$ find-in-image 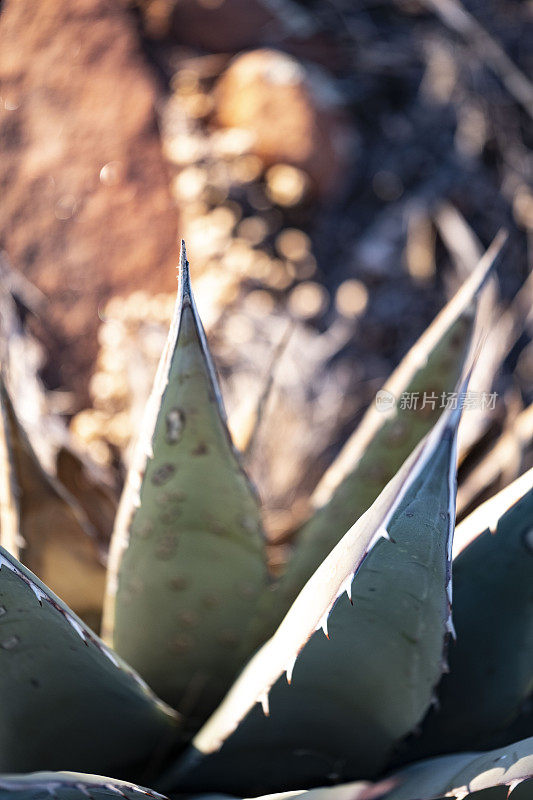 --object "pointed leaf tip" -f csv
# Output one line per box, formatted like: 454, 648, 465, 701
103, 246, 268, 725
258, 236, 498, 651
180, 377, 467, 793
178, 240, 191, 300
